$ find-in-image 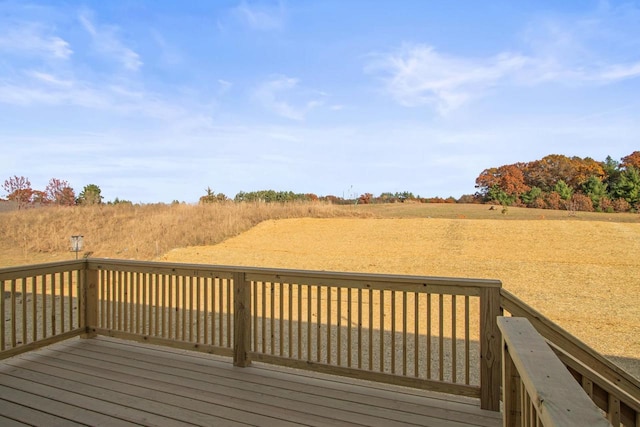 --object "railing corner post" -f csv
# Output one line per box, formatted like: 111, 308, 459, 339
233, 271, 251, 367
480, 286, 502, 411
82, 265, 99, 339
